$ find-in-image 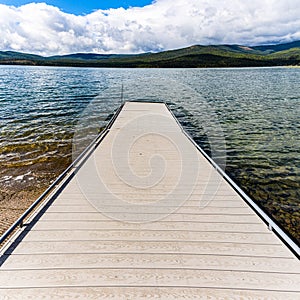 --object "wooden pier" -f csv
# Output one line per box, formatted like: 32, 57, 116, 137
0, 101, 299, 299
